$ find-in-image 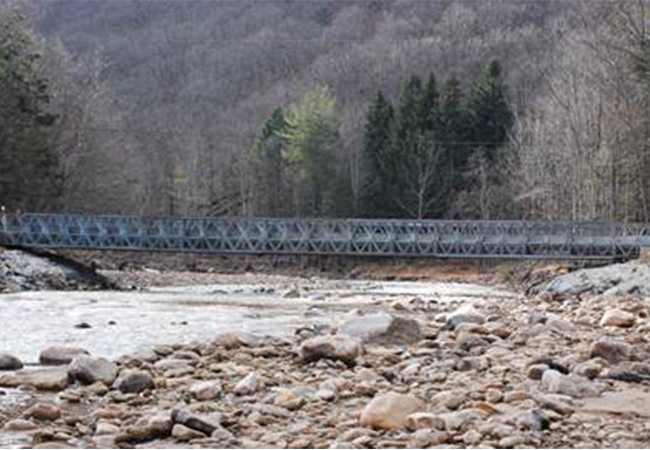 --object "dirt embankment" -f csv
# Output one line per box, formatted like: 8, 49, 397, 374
0, 247, 118, 293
